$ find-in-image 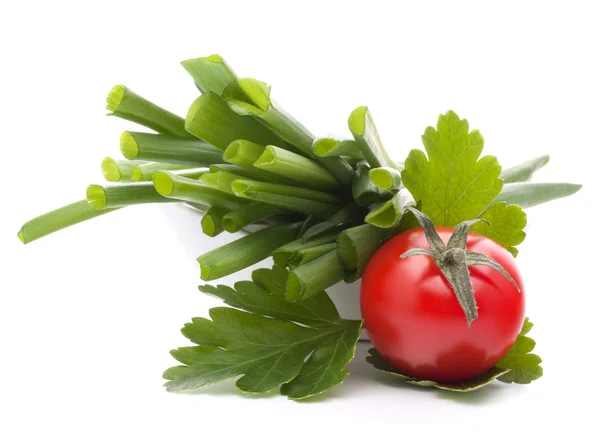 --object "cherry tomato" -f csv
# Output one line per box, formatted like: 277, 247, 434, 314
361, 227, 525, 382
